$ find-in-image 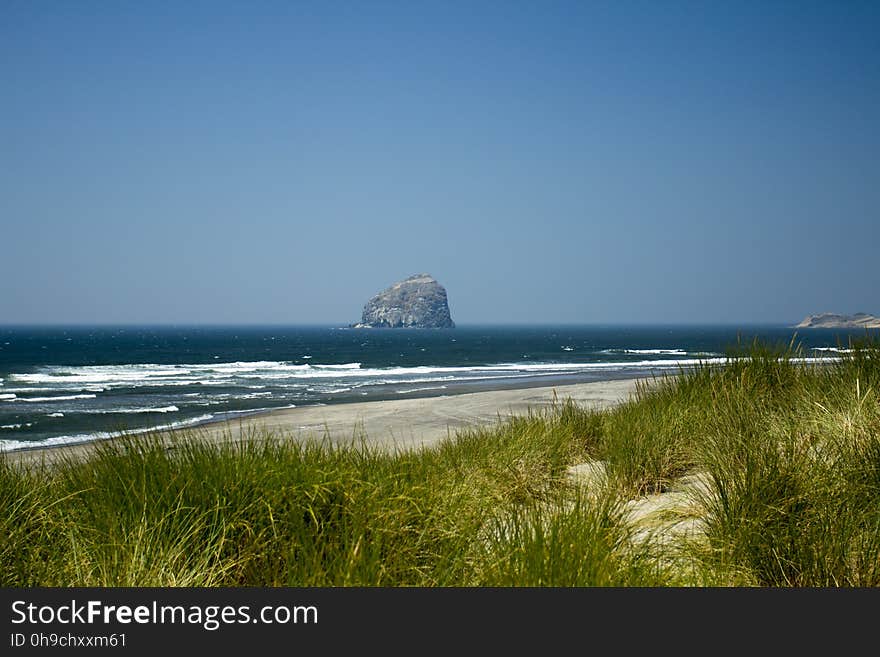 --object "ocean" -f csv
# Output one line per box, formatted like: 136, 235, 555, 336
0, 324, 866, 452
